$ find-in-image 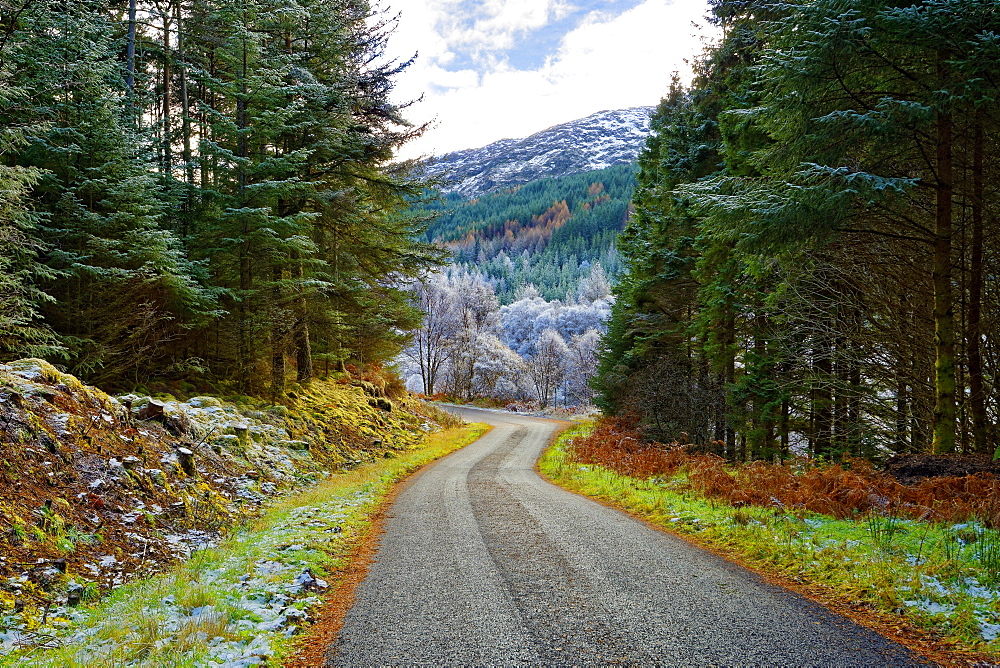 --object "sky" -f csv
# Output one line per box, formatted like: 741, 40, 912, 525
383, 0, 719, 160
